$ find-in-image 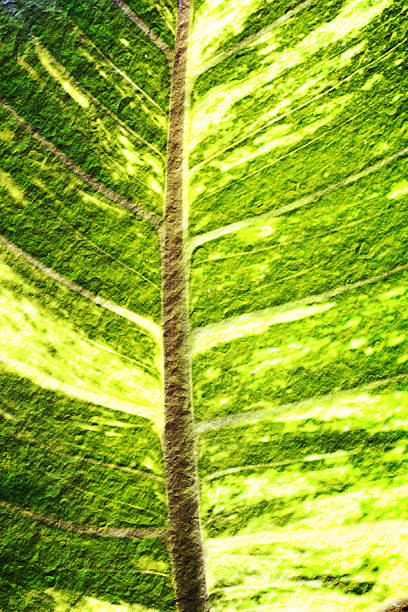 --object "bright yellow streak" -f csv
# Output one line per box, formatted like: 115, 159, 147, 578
388, 179, 408, 199
0, 169, 26, 203
0, 127, 14, 142
189, 0, 390, 164
205, 518, 408, 609
193, 303, 334, 353
119, 135, 164, 180
207, 519, 408, 556
188, 0, 263, 77
0, 355, 160, 424
0, 262, 163, 429
34, 40, 90, 108
207, 96, 351, 177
